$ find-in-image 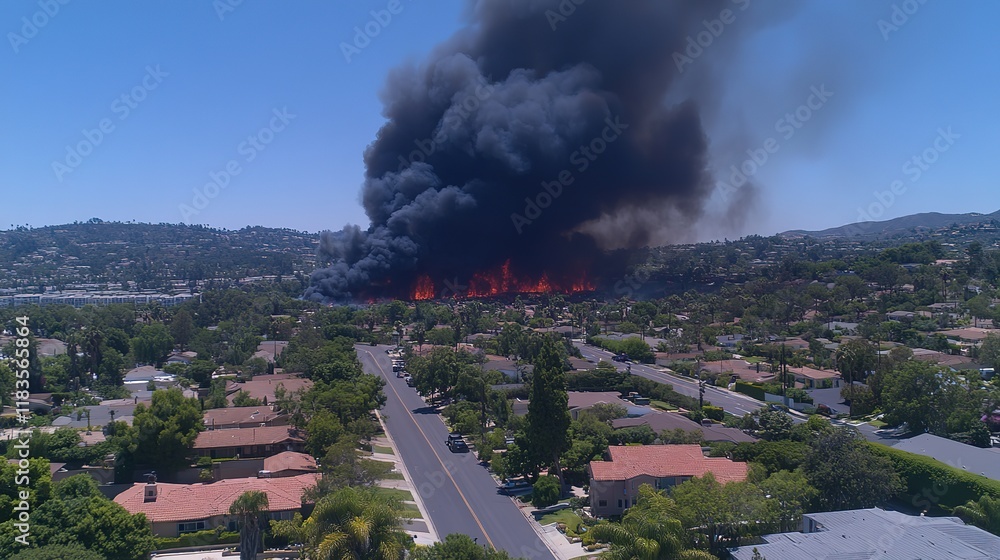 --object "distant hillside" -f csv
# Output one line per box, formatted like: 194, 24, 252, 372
0, 220, 318, 291
782, 210, 1000, 239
